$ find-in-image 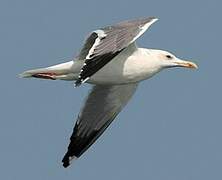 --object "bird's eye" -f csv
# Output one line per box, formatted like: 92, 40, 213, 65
166, 55, 173, 59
